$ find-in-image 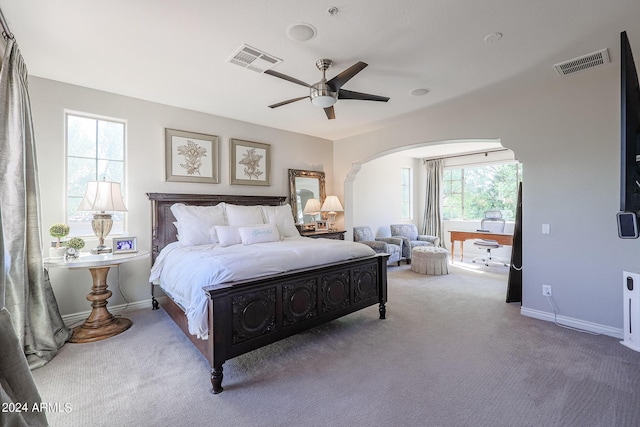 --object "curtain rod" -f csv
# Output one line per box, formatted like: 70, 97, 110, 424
0, 6, 14, 40
422, 148, 510, 162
